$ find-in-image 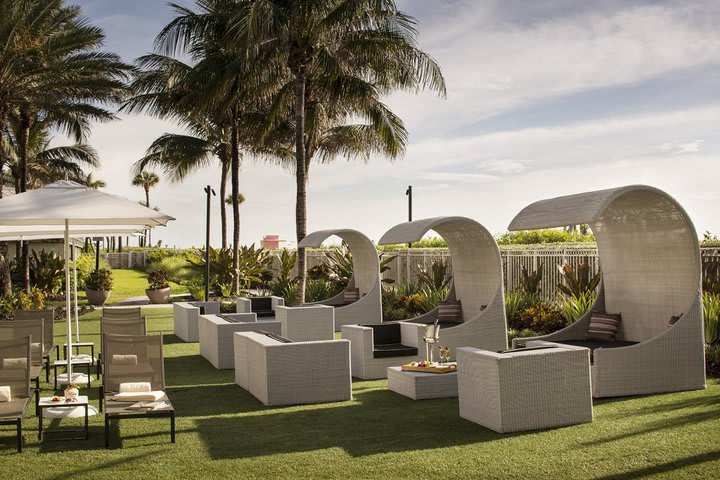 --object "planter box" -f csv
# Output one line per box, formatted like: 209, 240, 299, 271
146, 287, 171, 304
86, 289, 111, 306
